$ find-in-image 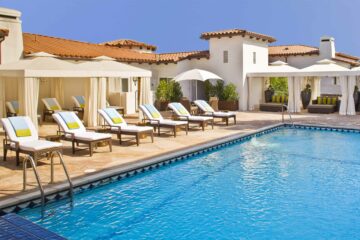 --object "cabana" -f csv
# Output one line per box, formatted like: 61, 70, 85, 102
247, 59, 357, 115
247, 61, 300, 112
76, 56, 152, 126
0, 53, 152, 128
300, 59, 351, 115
